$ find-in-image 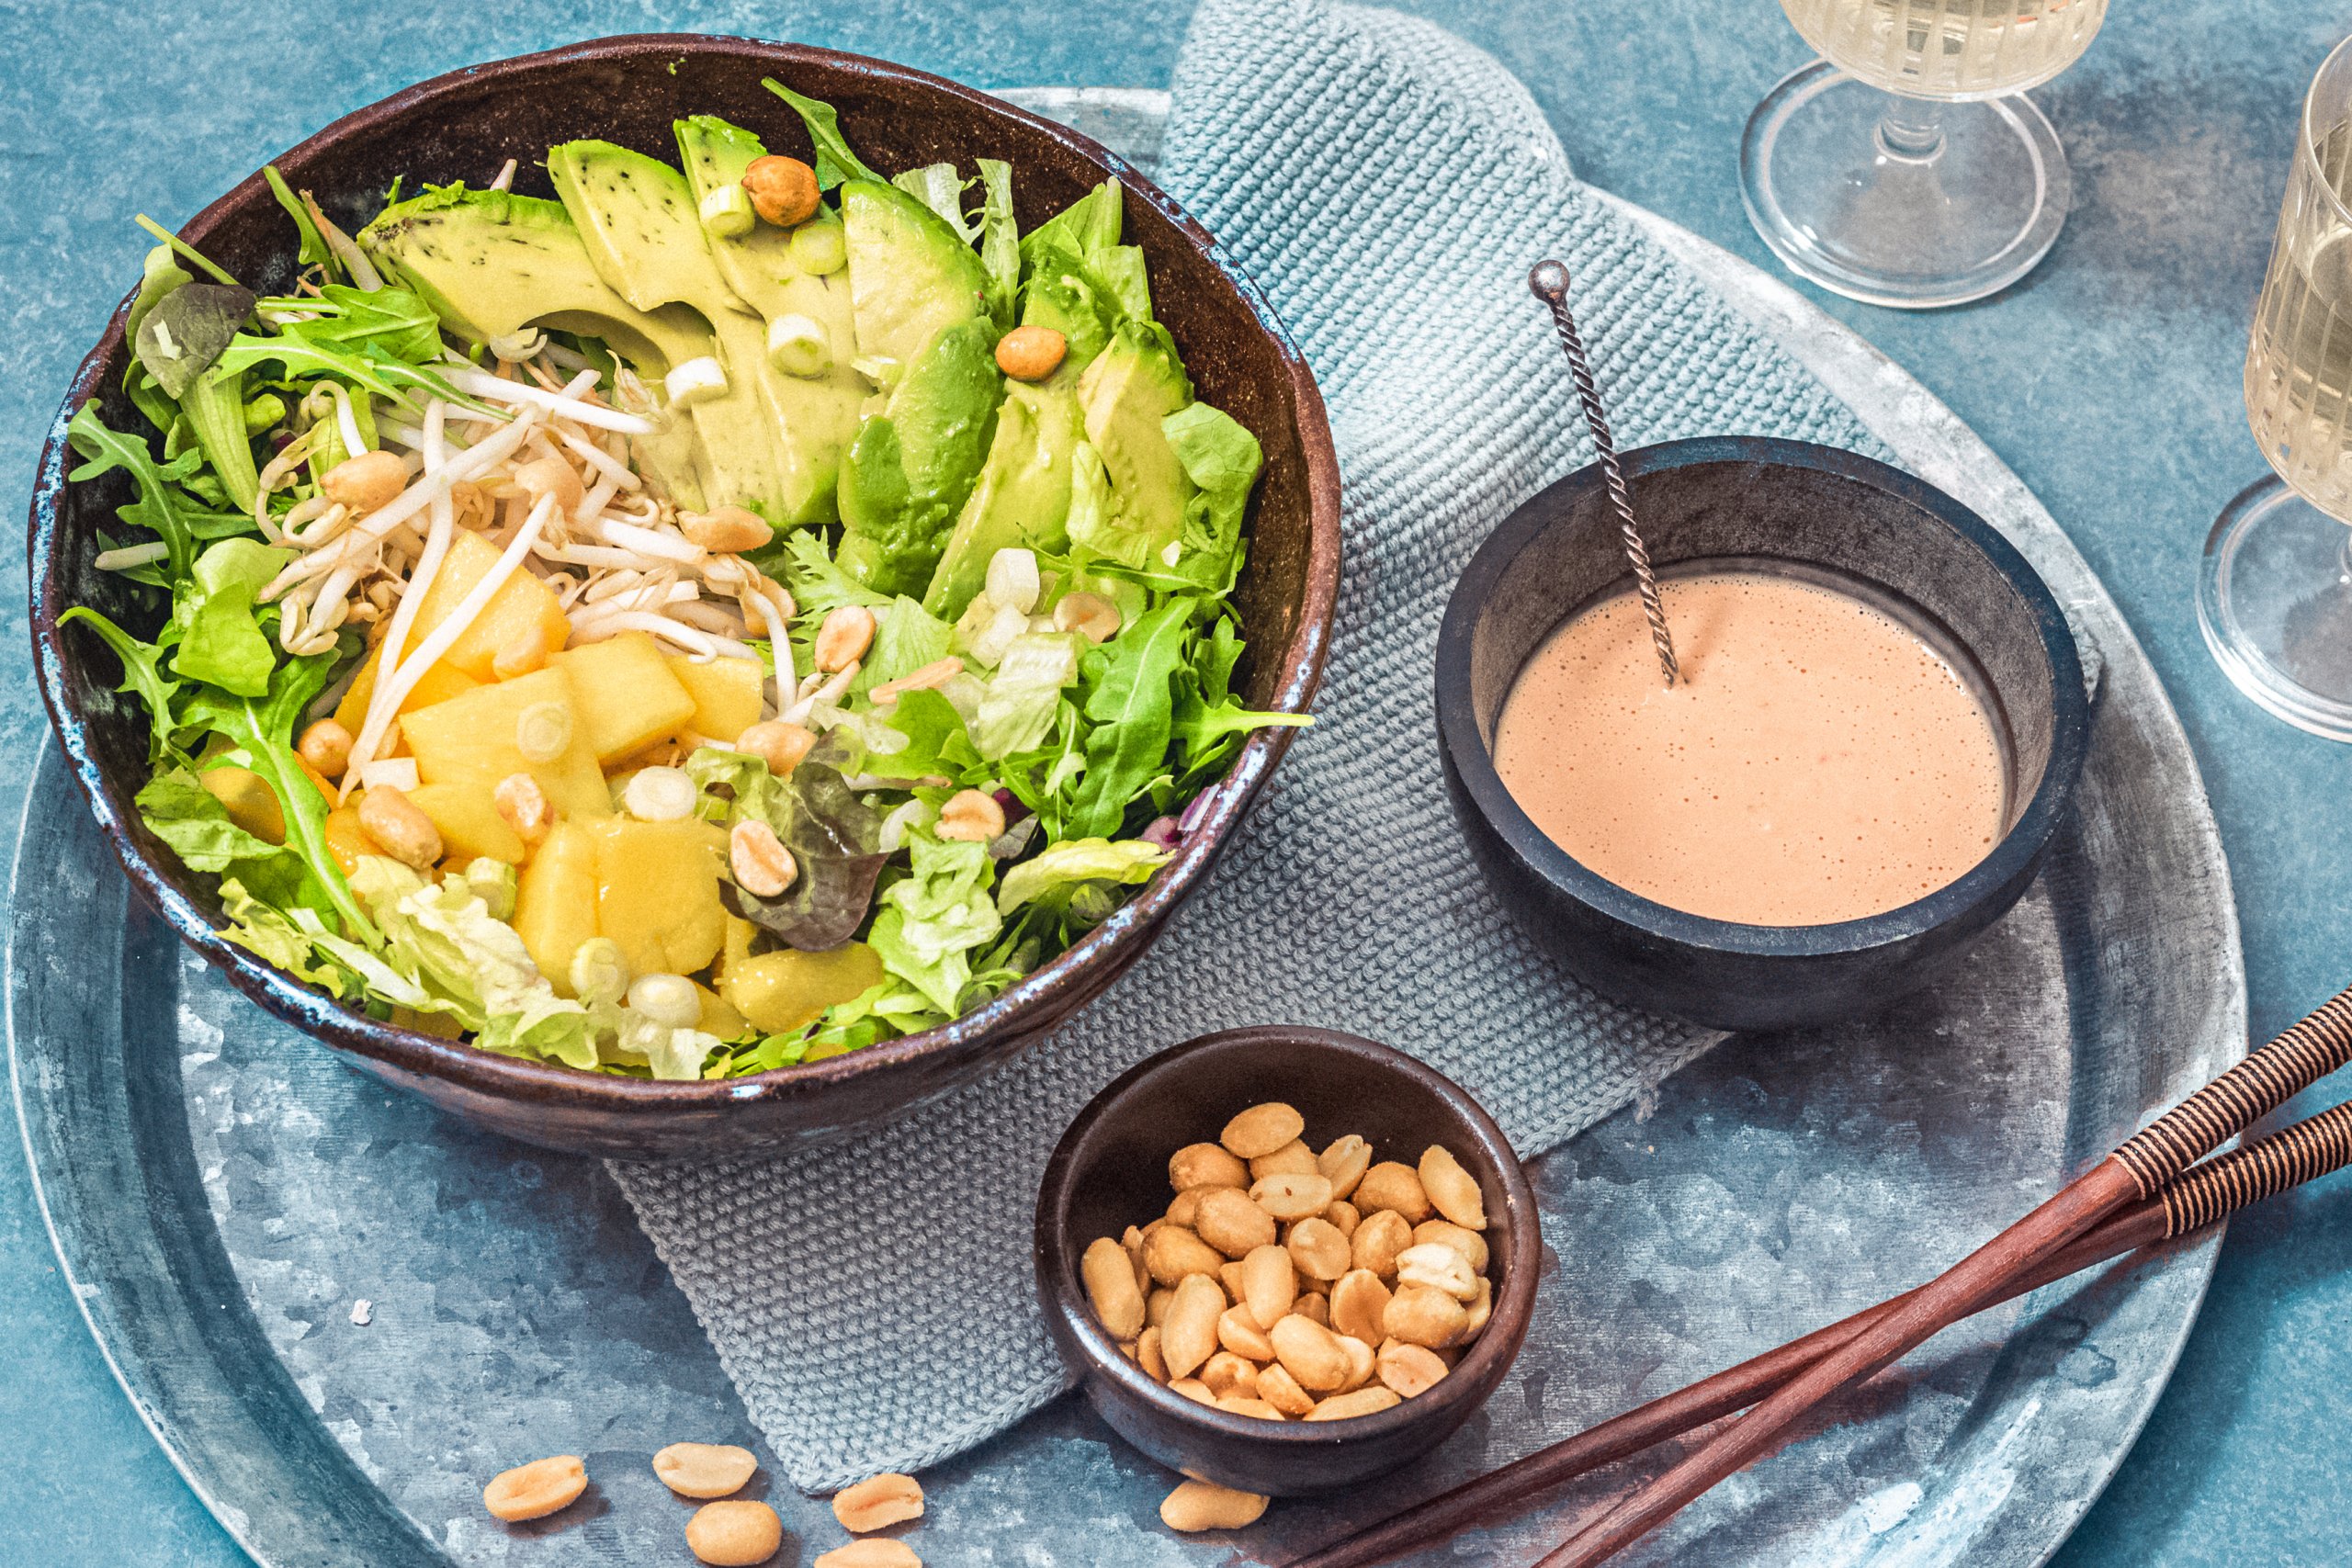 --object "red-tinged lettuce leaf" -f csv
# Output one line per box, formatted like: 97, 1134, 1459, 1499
718, 758, 890, 951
